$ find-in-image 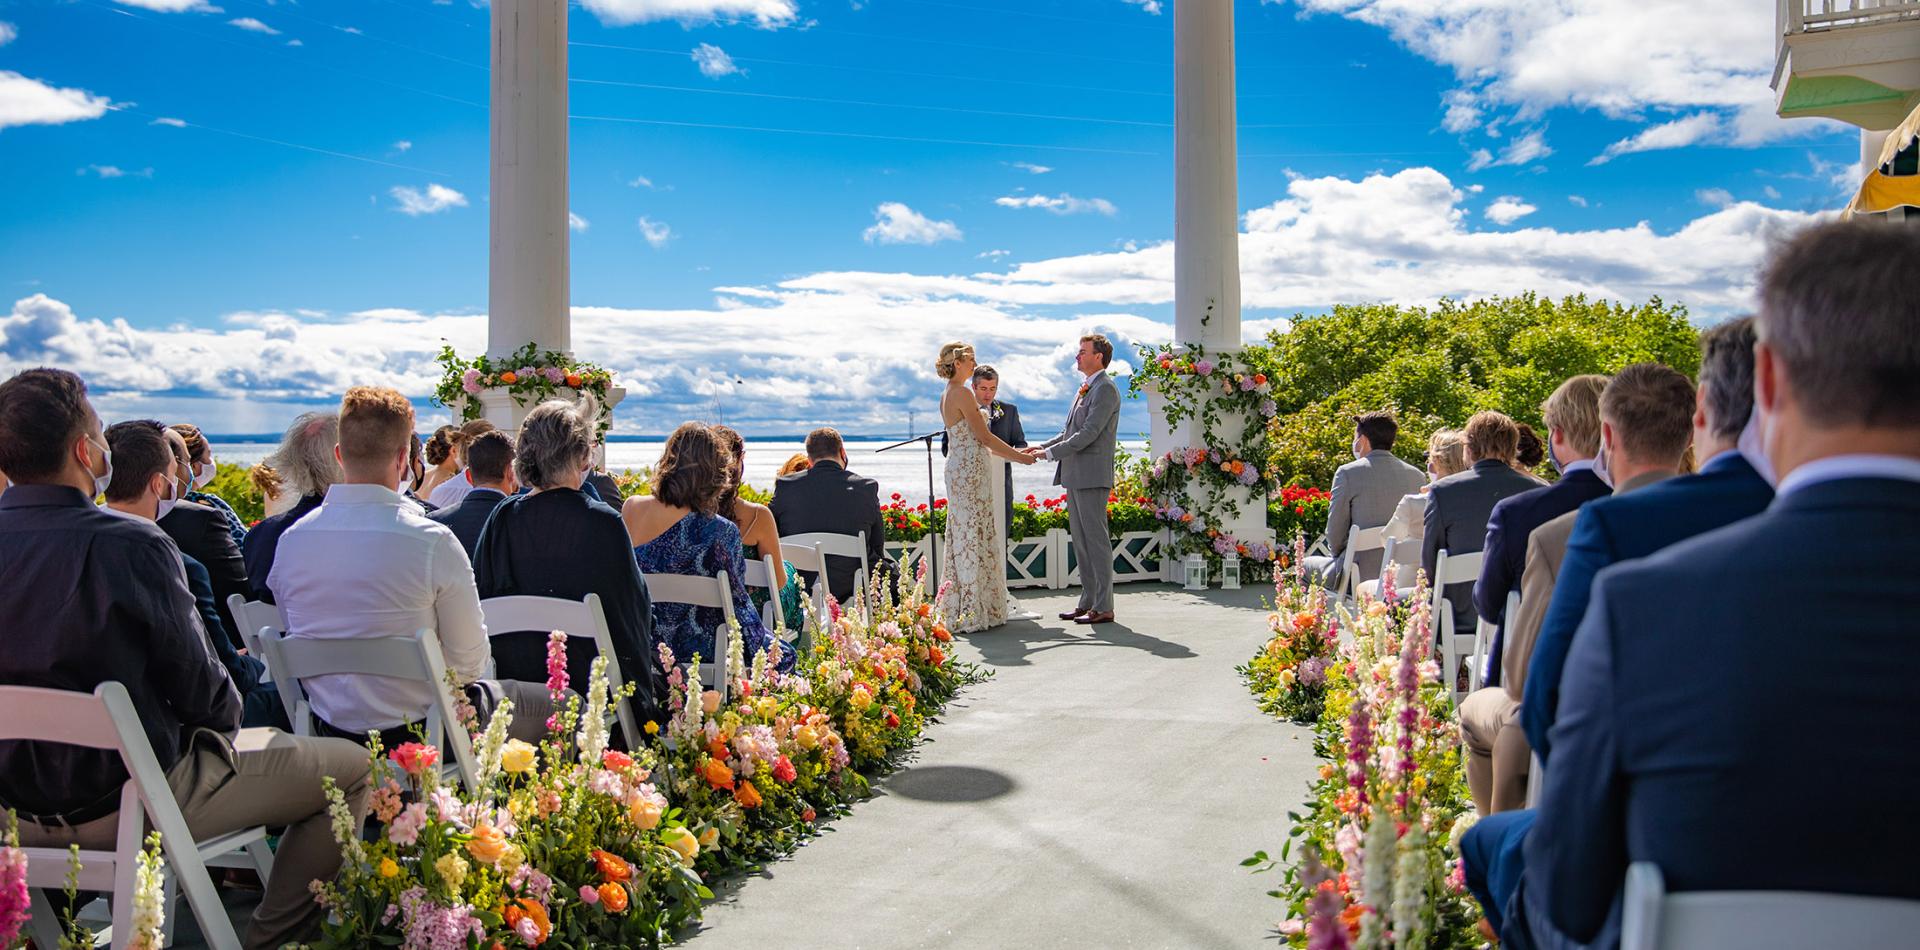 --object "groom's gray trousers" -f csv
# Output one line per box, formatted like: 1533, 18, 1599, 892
1068, 486, 1115, 613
